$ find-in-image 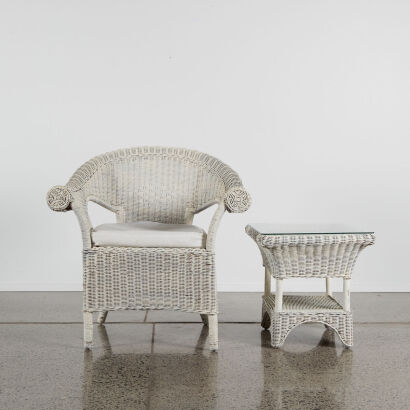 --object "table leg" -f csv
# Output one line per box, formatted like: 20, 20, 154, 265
262, 267, 272, 329
326, 278, 332, 296
275, 279, 283, 312
343, 278, 351, 311
269, 279, 284, 347
264, 267, 271, 296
